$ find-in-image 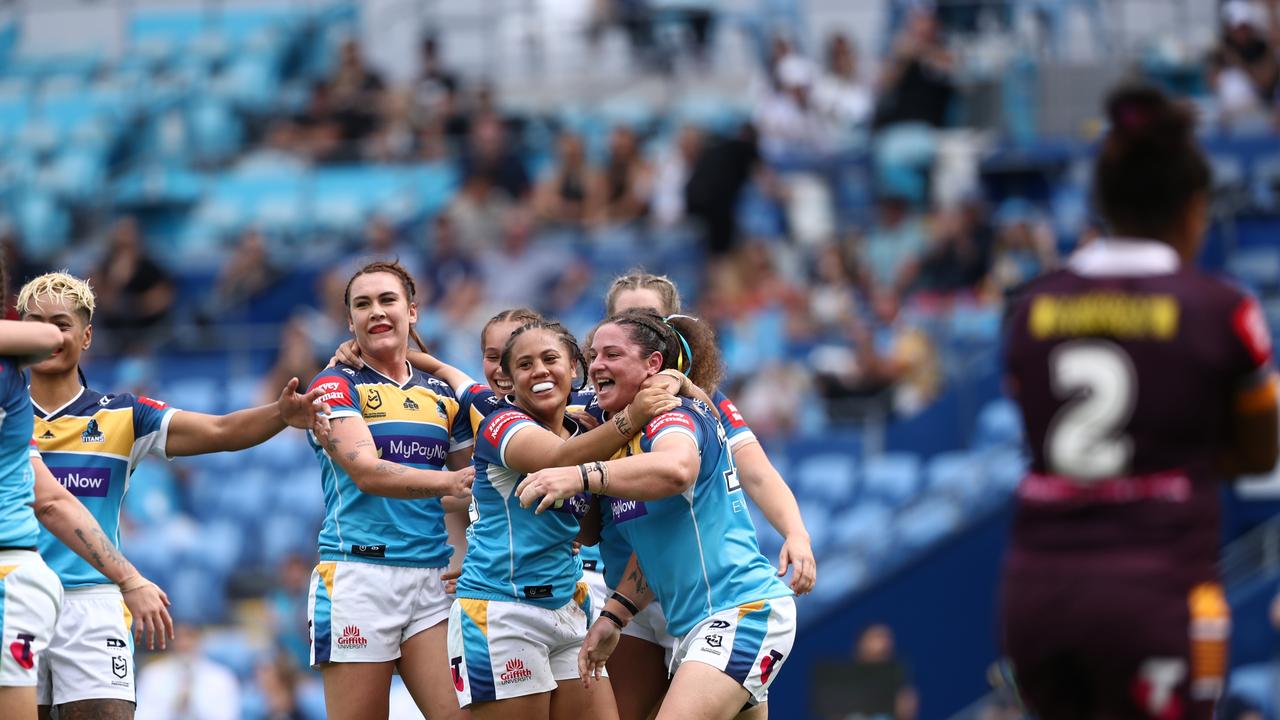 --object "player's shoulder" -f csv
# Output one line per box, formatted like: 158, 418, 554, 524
75, 387, 135, 413
477, 403, 534, 446
410, 368, 457, 399
643, 398, 711, 439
